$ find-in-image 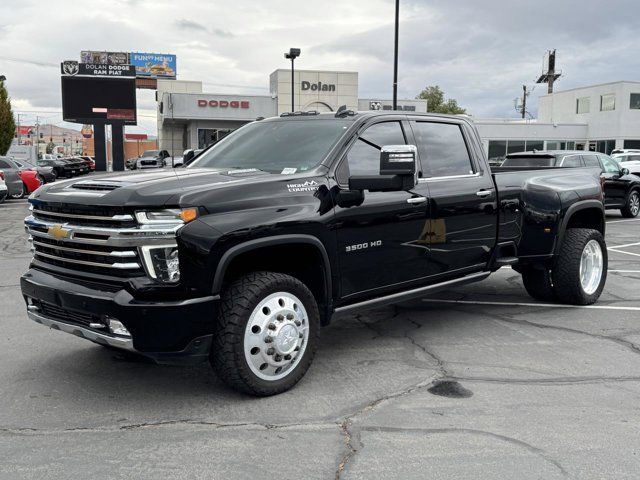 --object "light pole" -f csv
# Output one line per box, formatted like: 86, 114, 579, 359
392, 0, 399, 110
284, 48, 301, 112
